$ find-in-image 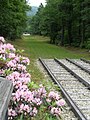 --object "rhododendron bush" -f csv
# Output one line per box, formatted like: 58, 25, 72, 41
0, 37, 65, 120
